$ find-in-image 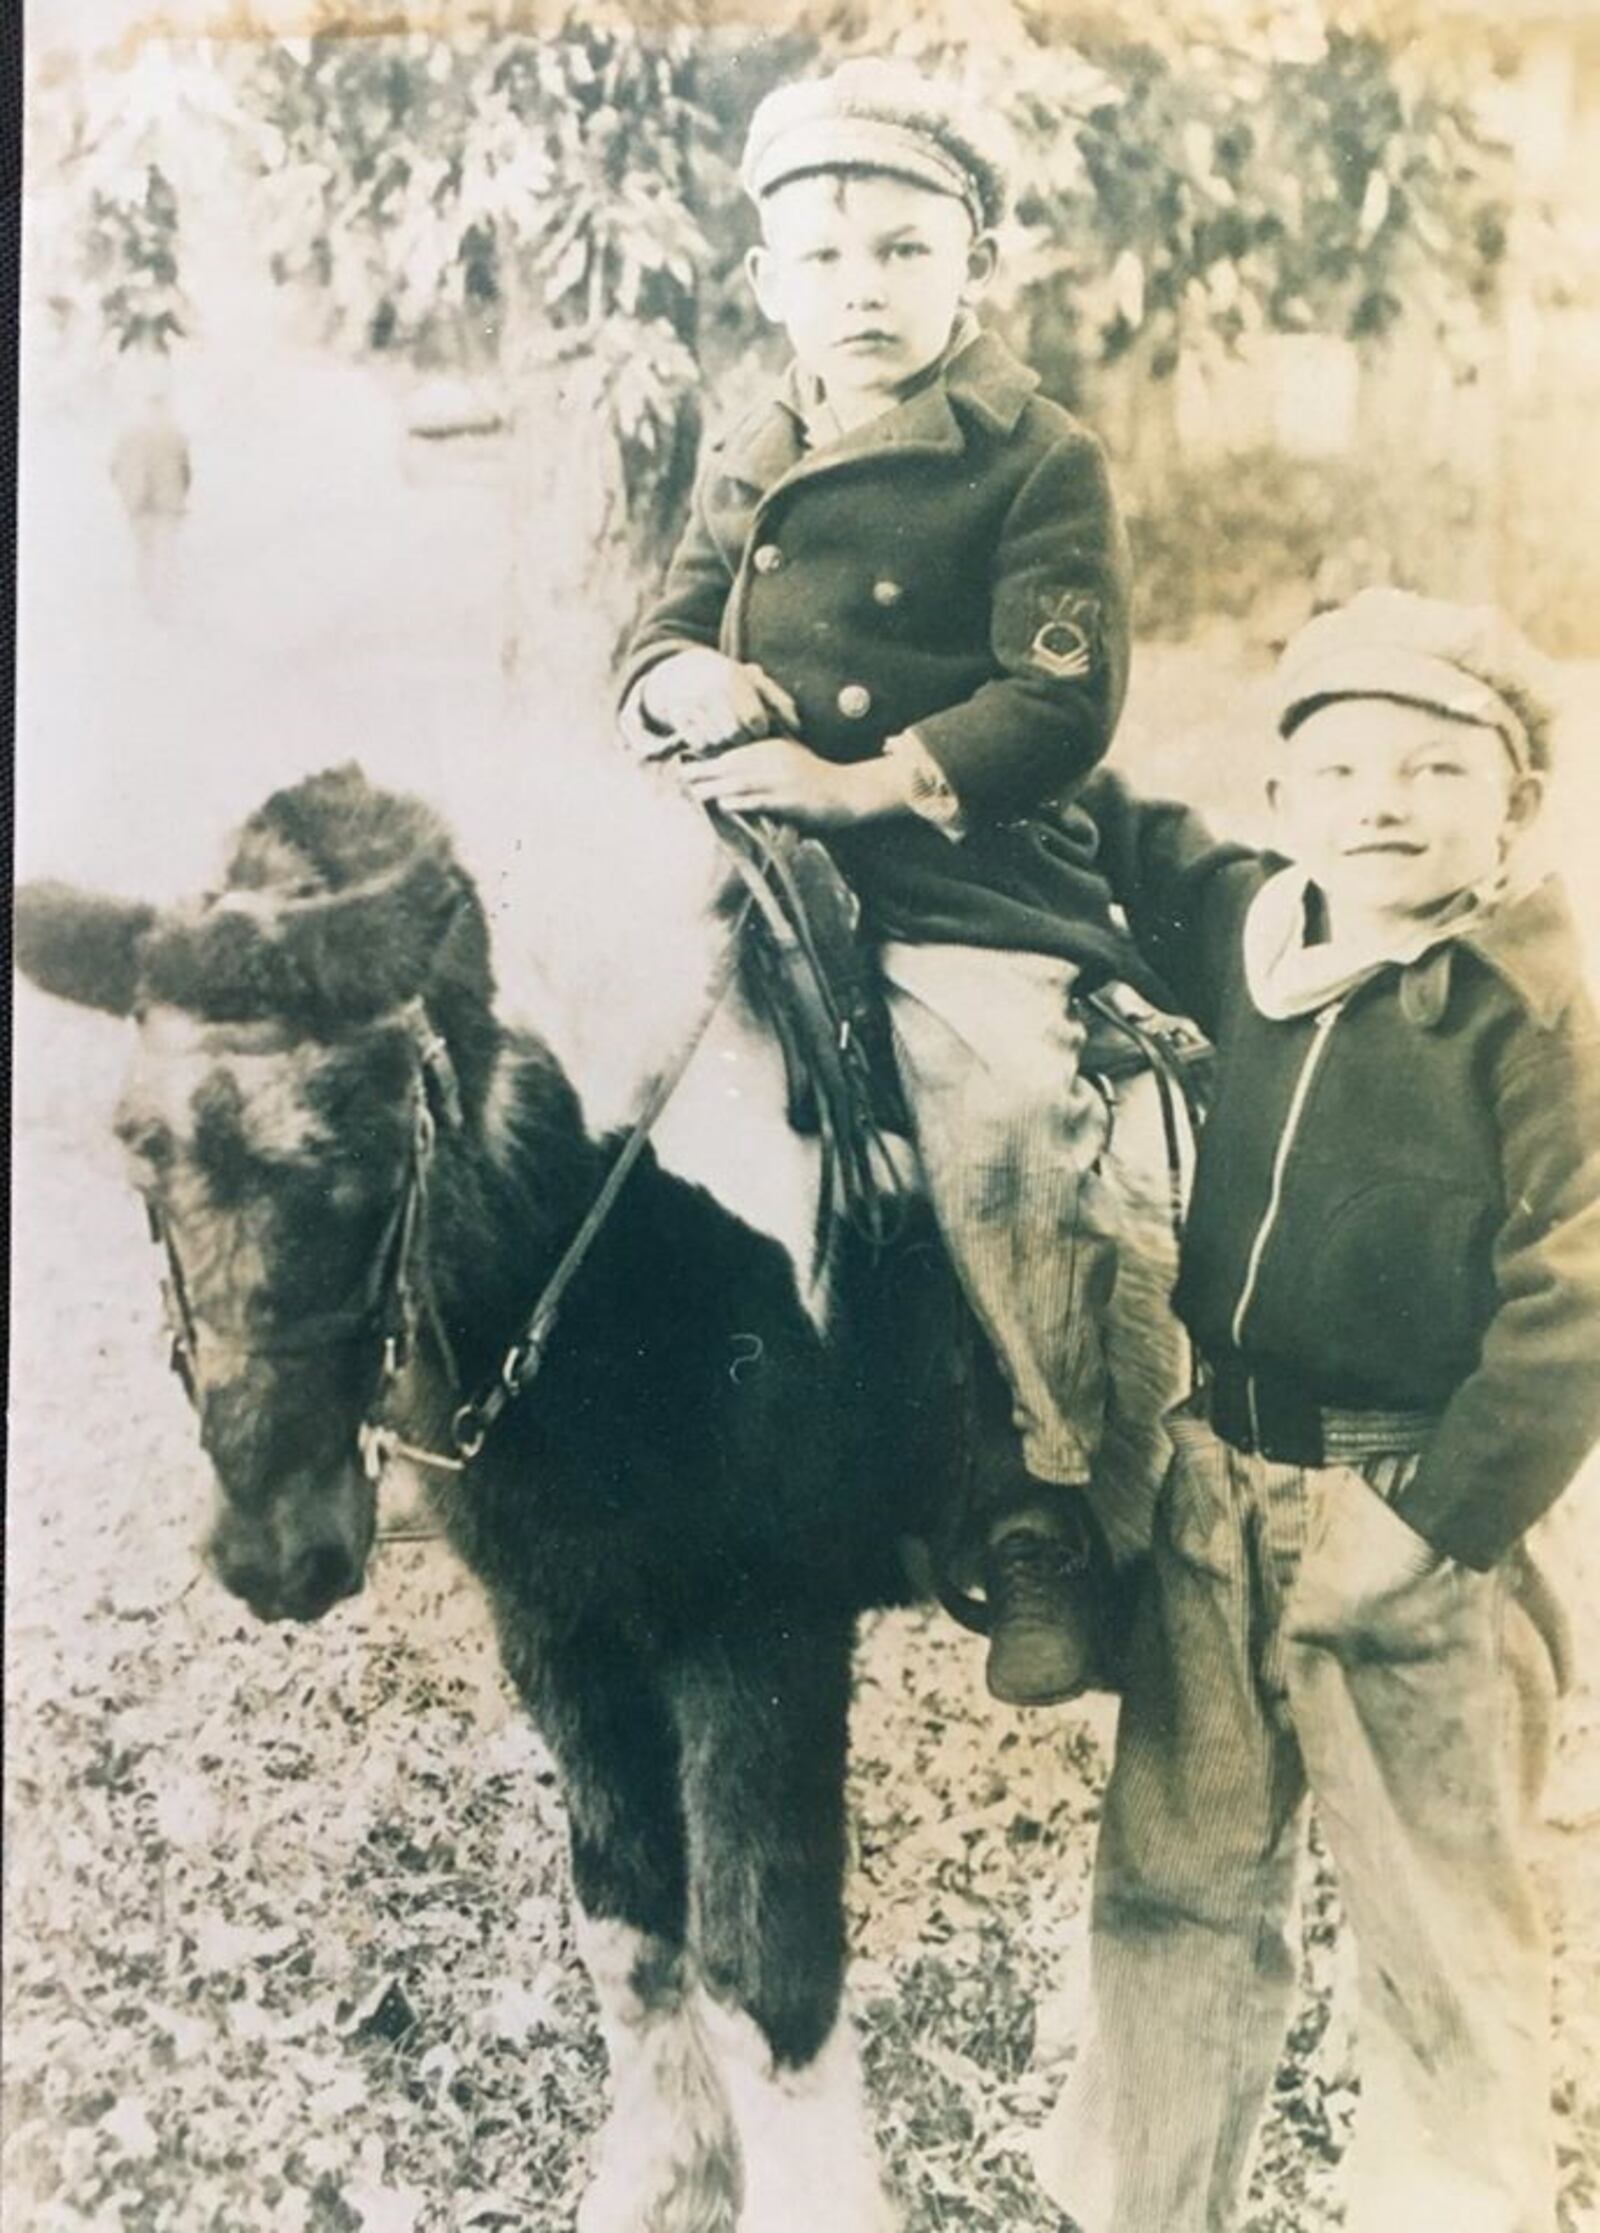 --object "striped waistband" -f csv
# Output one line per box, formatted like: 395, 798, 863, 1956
1199, 1359, 1439, 1468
